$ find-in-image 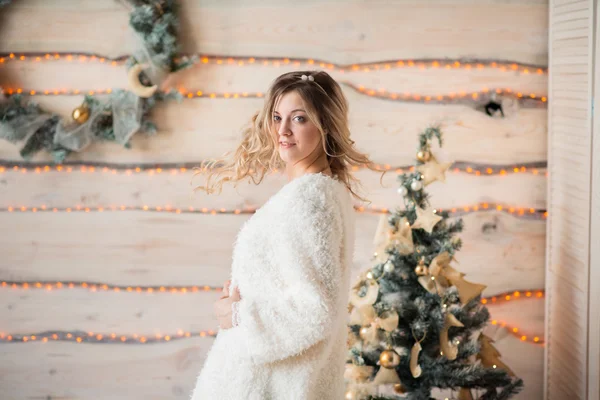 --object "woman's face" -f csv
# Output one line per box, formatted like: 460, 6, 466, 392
272, 90, 323, 166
